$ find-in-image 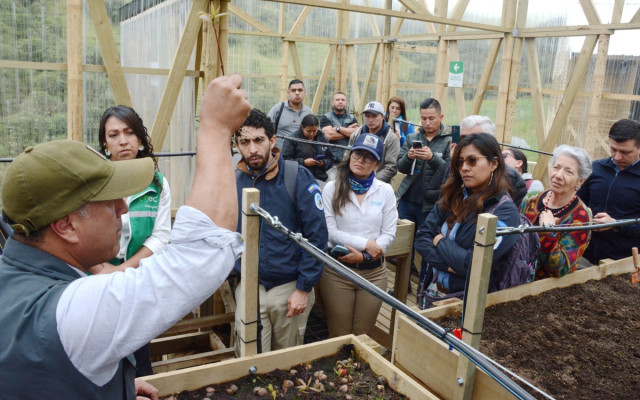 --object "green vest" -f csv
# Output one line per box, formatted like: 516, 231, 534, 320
111, 172, 164, 265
